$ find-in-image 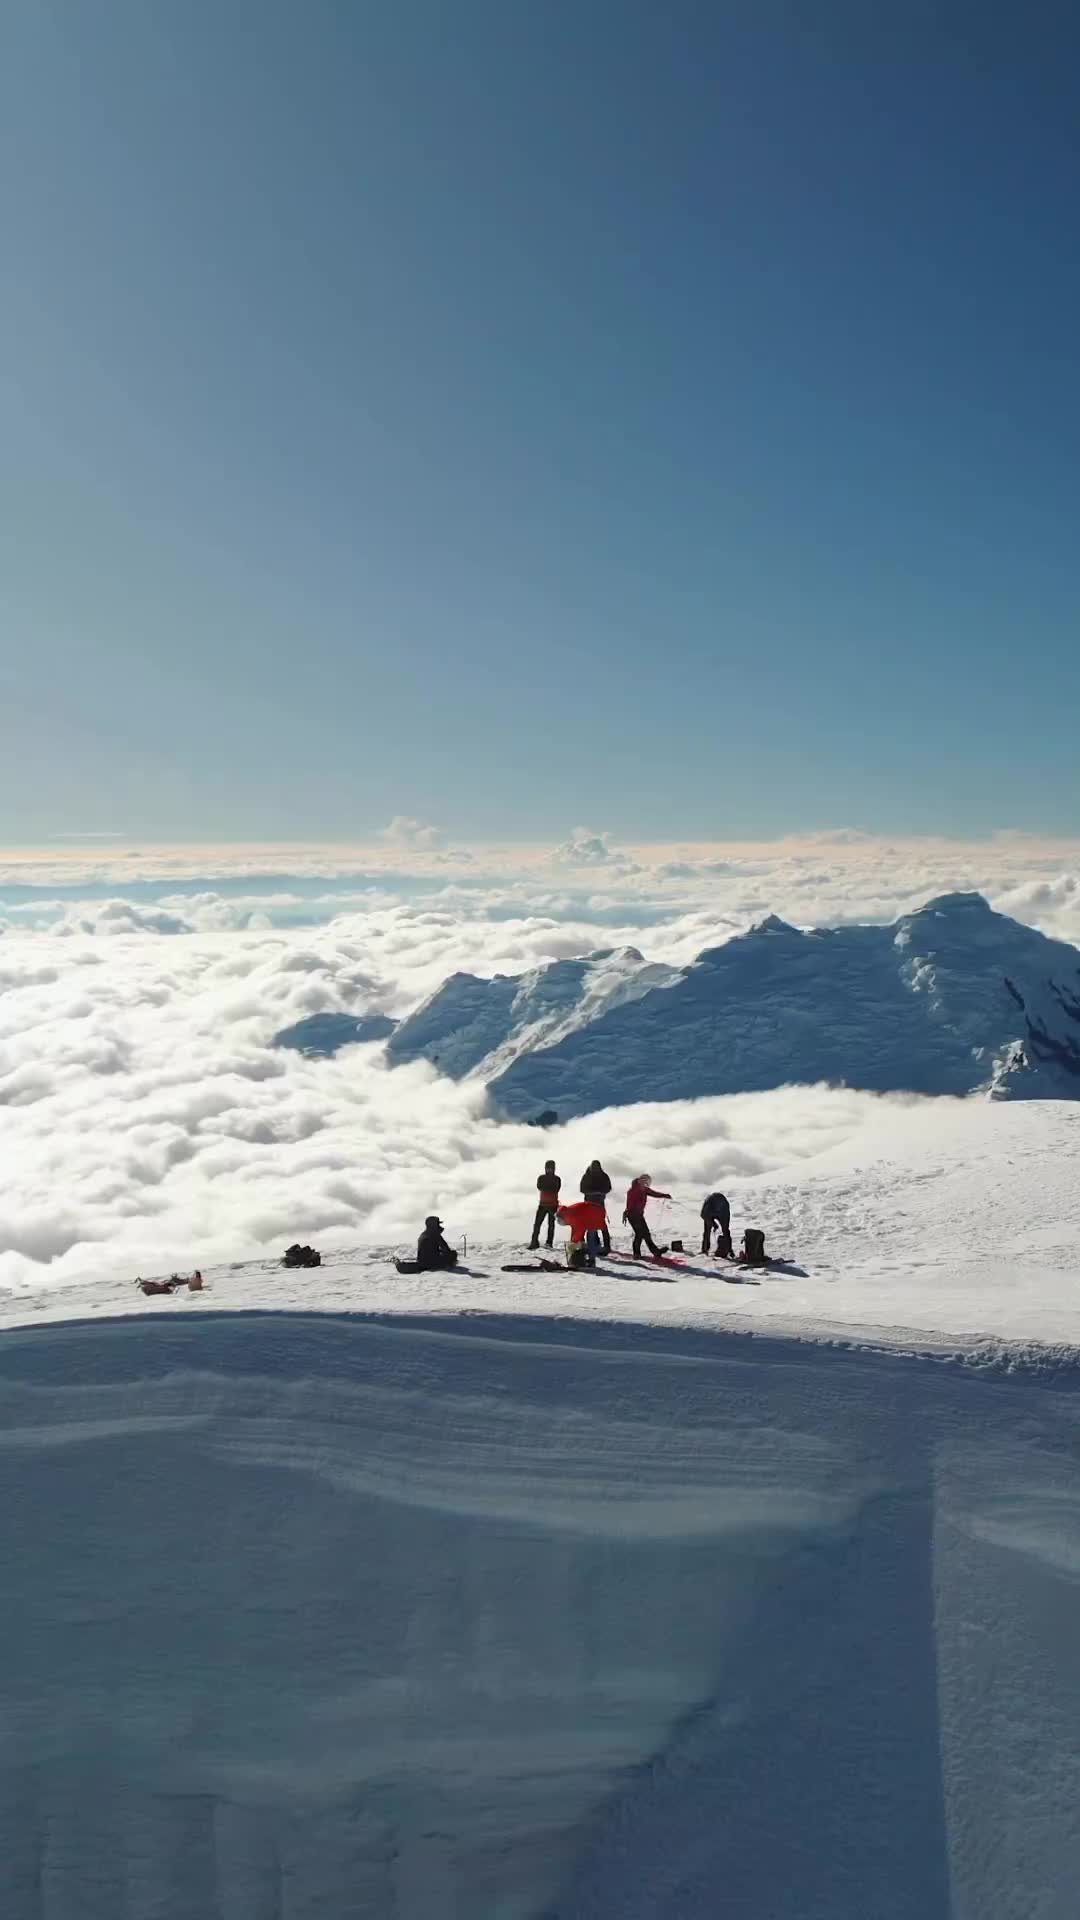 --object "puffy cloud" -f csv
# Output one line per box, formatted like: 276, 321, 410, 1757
554, 827, 639, 872
994, 873, 1080, 927
380, 816, 444, 850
